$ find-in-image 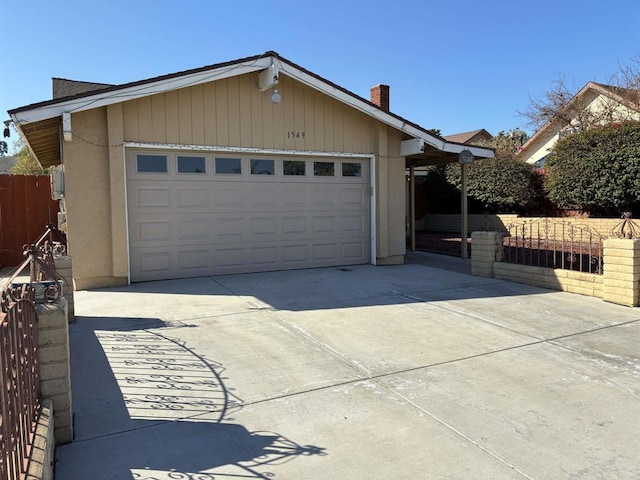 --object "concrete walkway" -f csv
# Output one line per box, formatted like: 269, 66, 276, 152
55, 259, 640, 479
